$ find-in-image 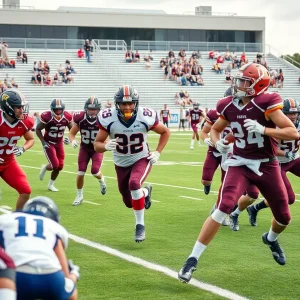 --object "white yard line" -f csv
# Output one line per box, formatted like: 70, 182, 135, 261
84, 201, 101, 206
180, 196, 203, 201
151, 199, 160, 203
